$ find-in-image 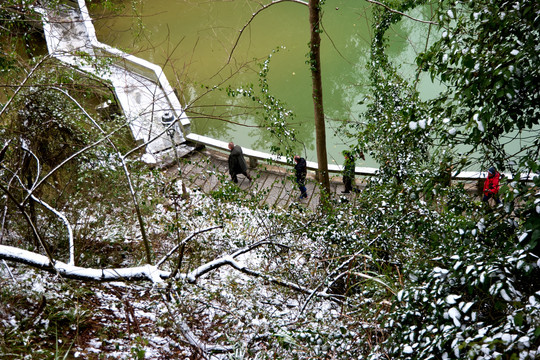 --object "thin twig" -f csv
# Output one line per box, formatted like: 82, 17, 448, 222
365, 0, 439, 25
220, 0, 308, 73
0, 55, 50, 118
2, 260, 17, 282
29, 194, 75, 266
156, 225, 222, 267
